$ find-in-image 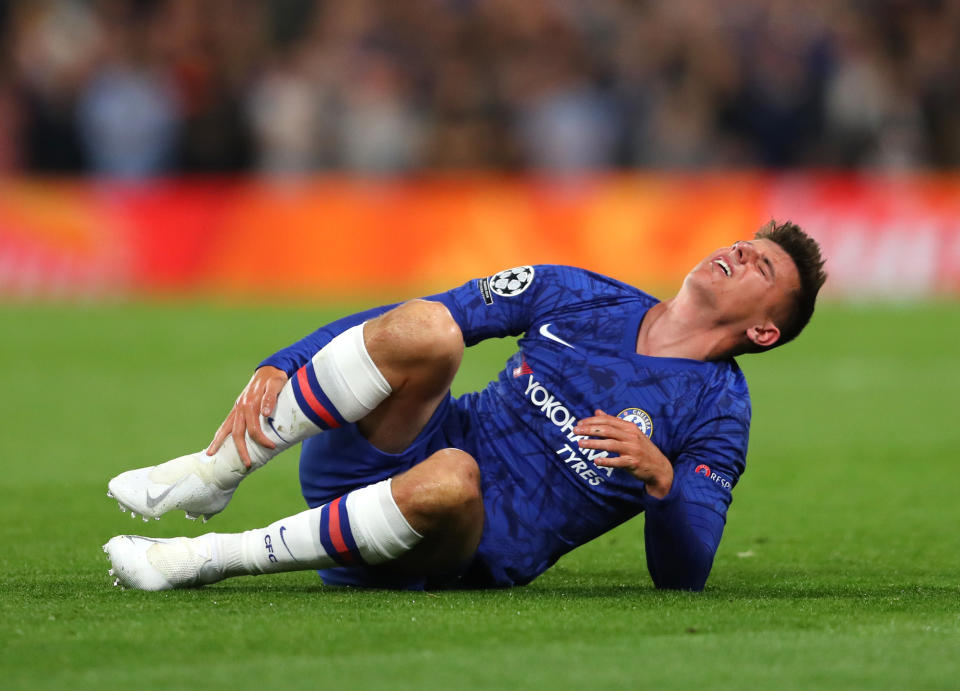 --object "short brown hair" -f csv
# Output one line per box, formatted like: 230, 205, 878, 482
751, 220, 827, 352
